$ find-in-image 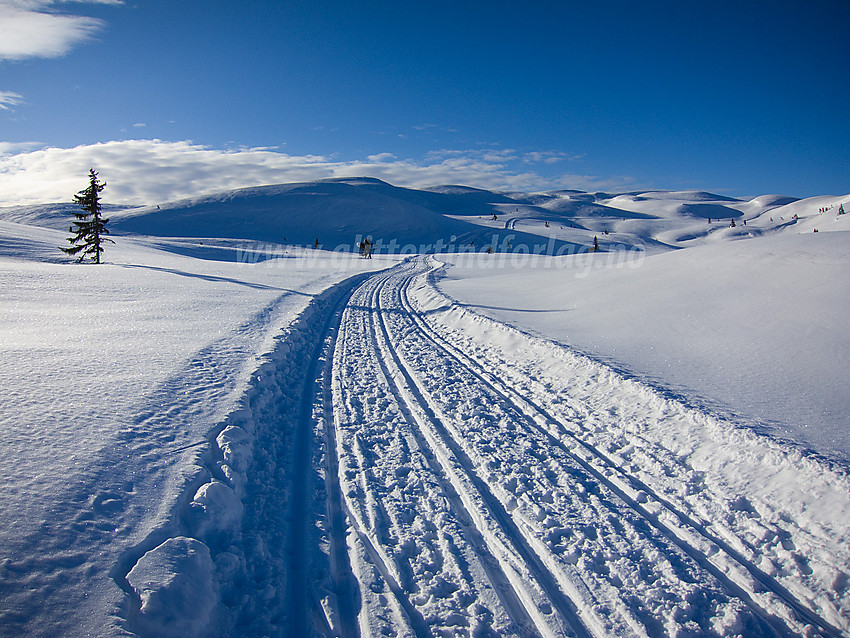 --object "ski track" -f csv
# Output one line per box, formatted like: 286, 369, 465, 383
105, 257, 849, 637
326, 257, 847, 637
413, 258, 848, 637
